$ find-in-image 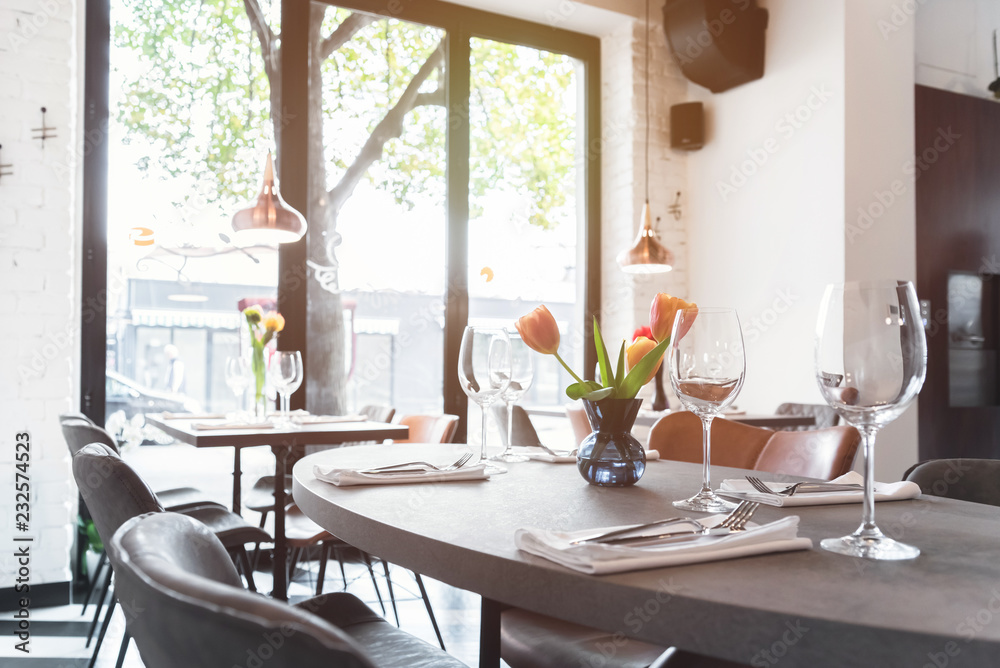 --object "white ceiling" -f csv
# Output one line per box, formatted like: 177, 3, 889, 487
436, 0, 639, 37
